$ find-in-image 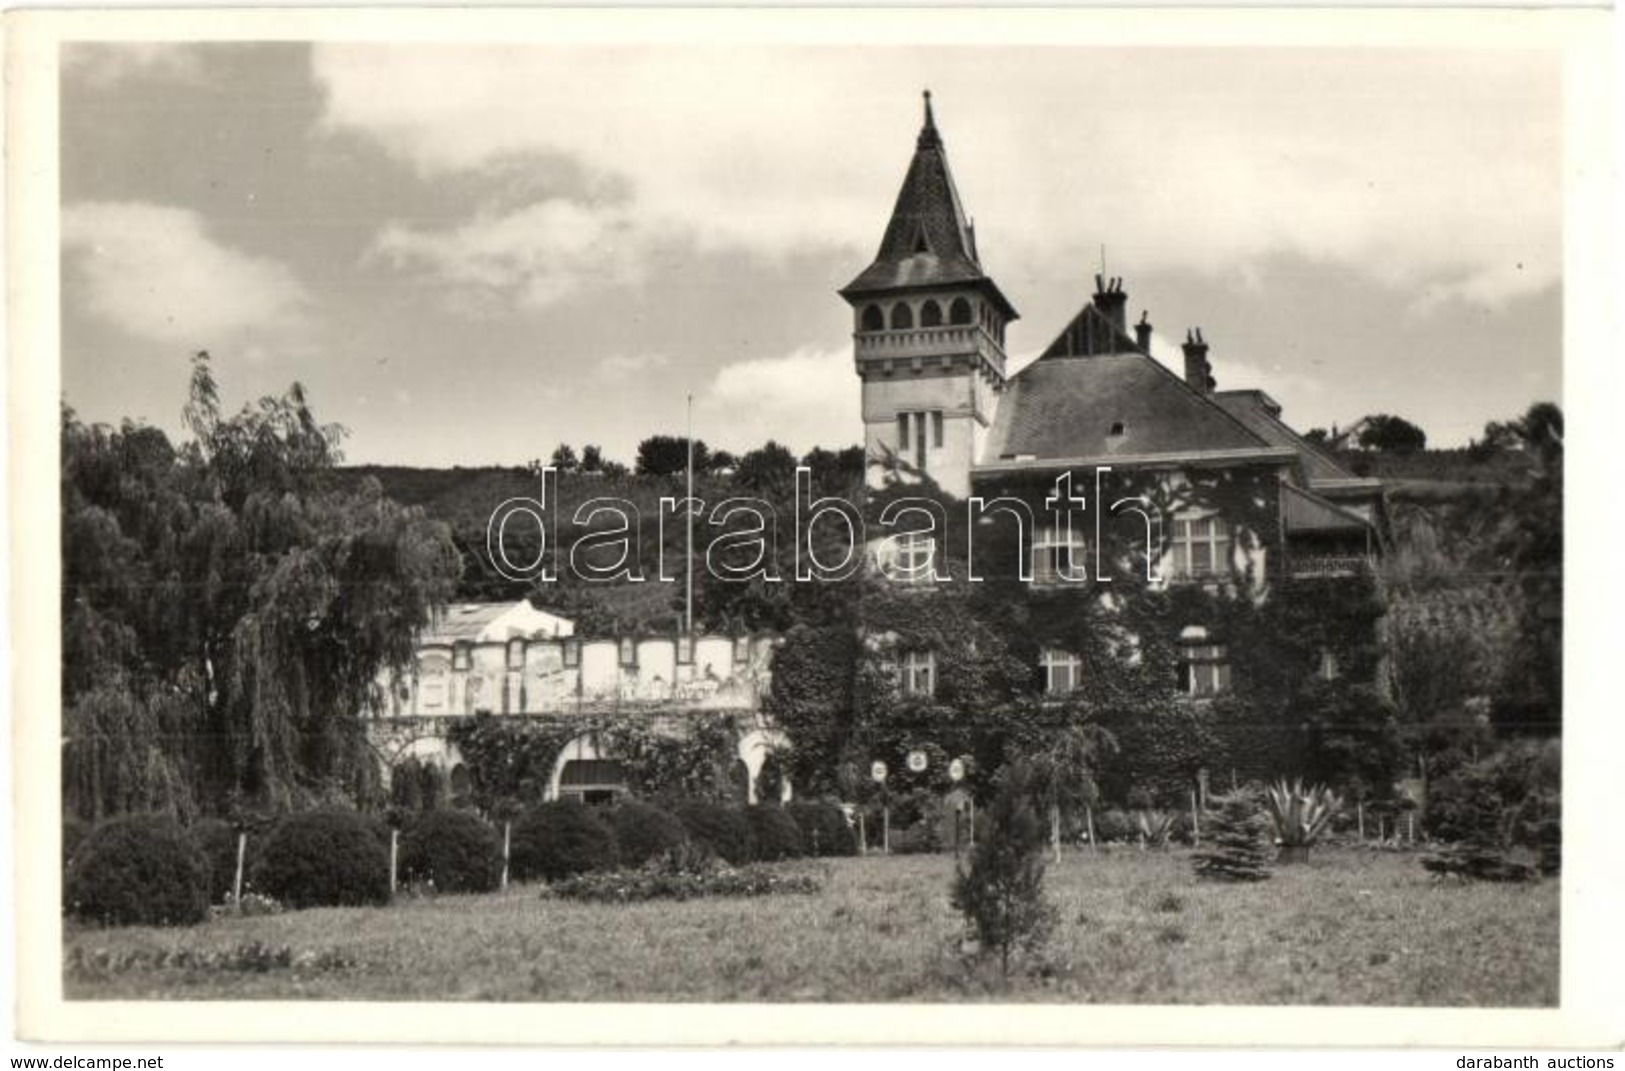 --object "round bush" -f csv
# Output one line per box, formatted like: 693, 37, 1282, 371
785, 801, 857, 857
674, 802, 755, 865
611, 800, 689, 866
253, 809, 391, 909
746, 805, 805, 861
509, 802, 617, 882
190, 818, 248, 902
1093, 808, 1136, 844
65, 815, 210, 927
400, 809, 502, 893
